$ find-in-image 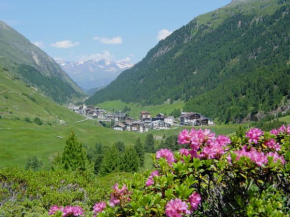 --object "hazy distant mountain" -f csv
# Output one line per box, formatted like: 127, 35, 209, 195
86, 86, 105, 96
0, 20, 85, 103
56, 59, 133, 91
